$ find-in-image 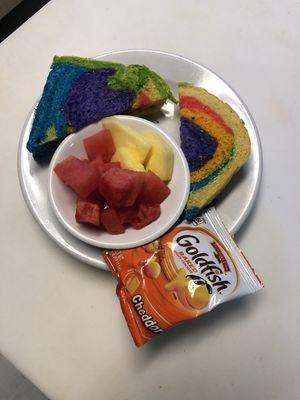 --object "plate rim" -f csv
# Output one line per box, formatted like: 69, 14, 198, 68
17, 48, 263, 269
